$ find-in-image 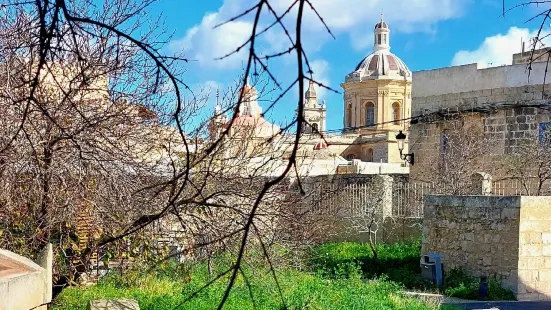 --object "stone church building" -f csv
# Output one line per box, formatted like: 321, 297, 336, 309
208, 16, 551, 182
